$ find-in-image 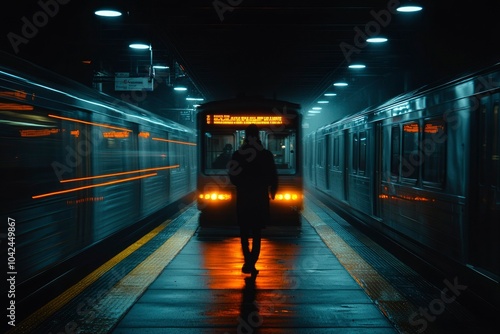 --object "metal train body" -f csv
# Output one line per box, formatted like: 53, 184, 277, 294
0, 52, 196, 293
305, 63, 500, 308
196, 97, 303, 225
